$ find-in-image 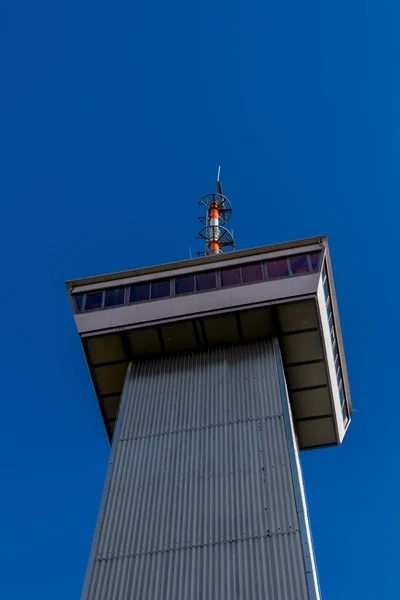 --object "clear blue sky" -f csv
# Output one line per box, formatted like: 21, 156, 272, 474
1, 1, 399, 598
